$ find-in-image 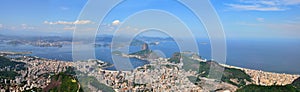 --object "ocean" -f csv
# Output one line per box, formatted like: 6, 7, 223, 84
0, 39, 299, 74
